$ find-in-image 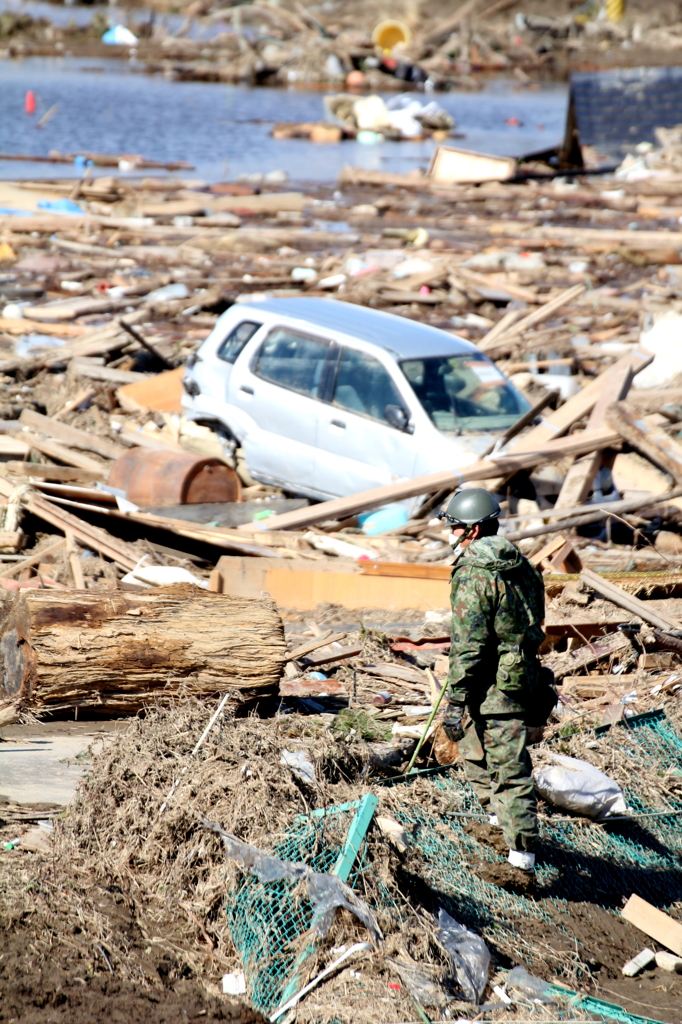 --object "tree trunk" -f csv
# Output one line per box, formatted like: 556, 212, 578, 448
0, 584, 285, 713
